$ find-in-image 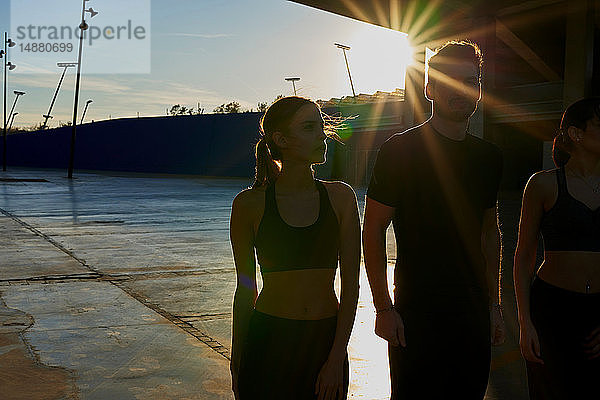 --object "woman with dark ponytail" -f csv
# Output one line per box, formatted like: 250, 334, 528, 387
229, 96, 360, 399
514, 97, 600, 399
